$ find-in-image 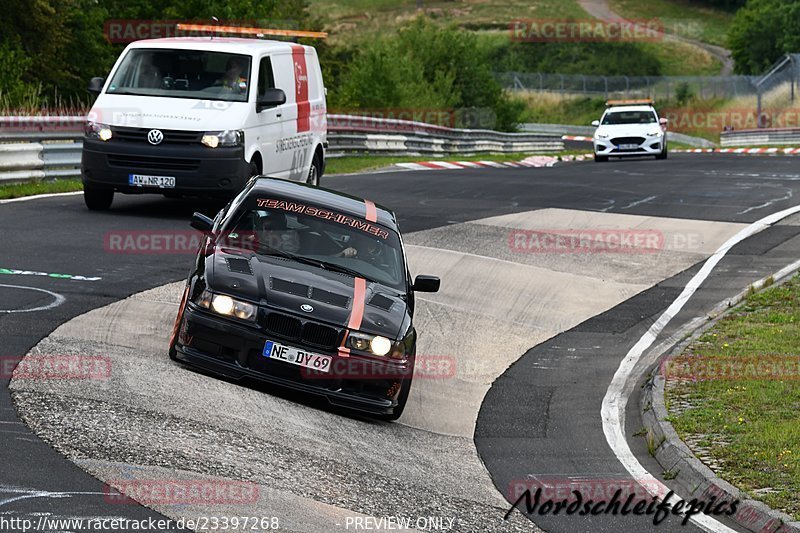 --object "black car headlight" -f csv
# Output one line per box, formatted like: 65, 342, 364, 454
194, 289, 256, 322
347, 332, 405, 358
201, 130, 243, 148
85, 121, 112, 141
